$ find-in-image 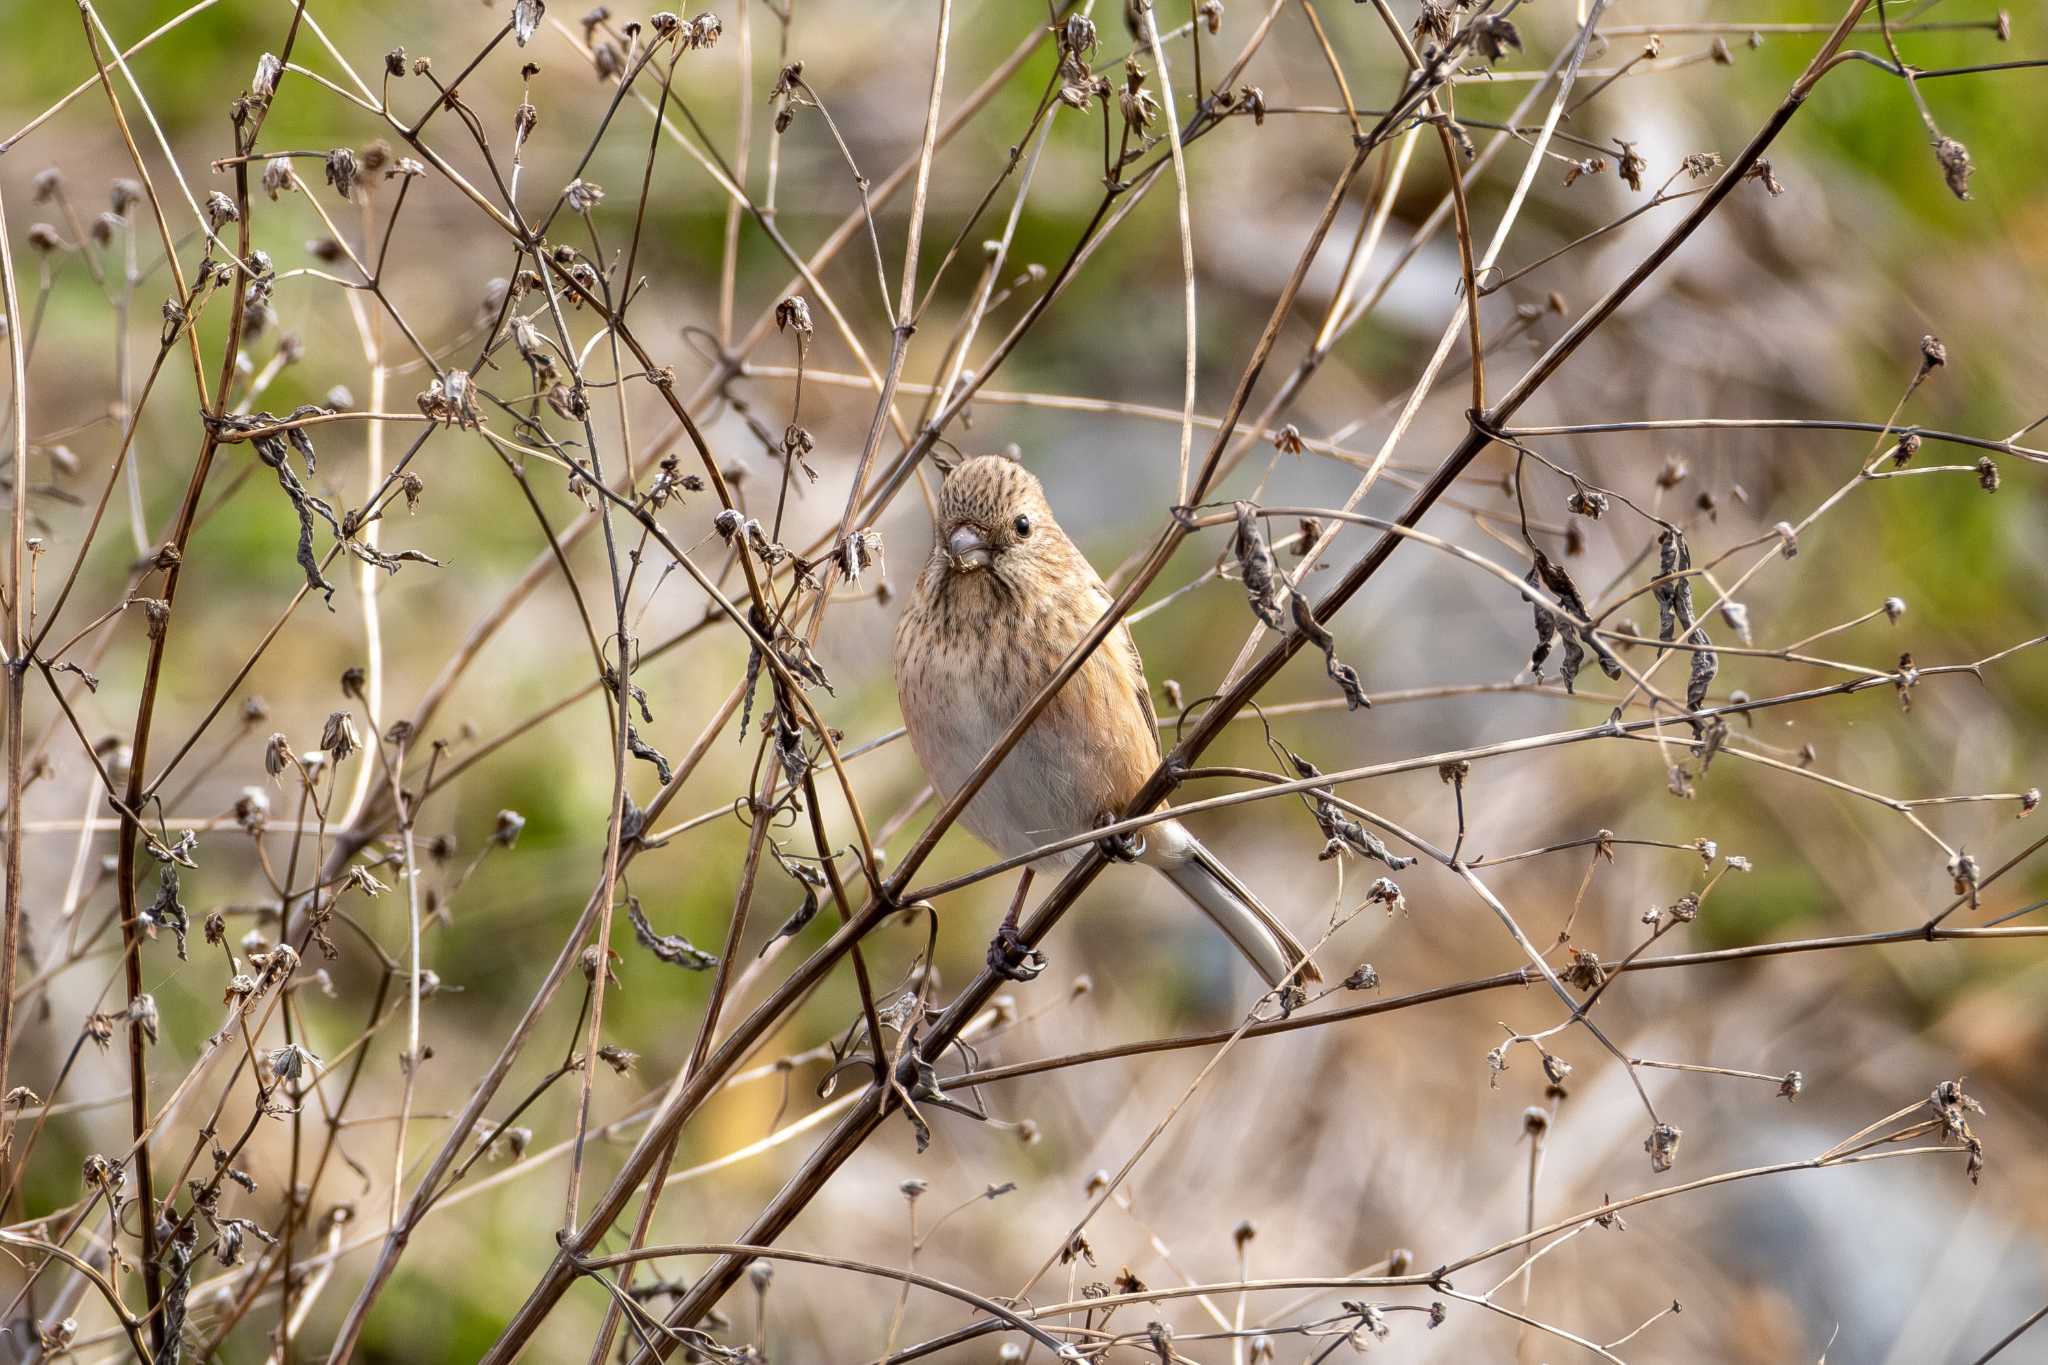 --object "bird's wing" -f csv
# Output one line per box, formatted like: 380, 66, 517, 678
1091, 579, 1164, 766
1124, 625, 1163, 765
